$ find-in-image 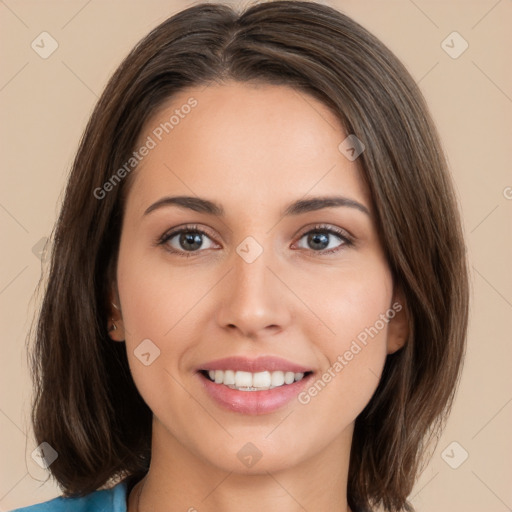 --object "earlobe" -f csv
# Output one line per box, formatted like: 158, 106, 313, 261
386, 286, 410, 355
107, 286, 125, 342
